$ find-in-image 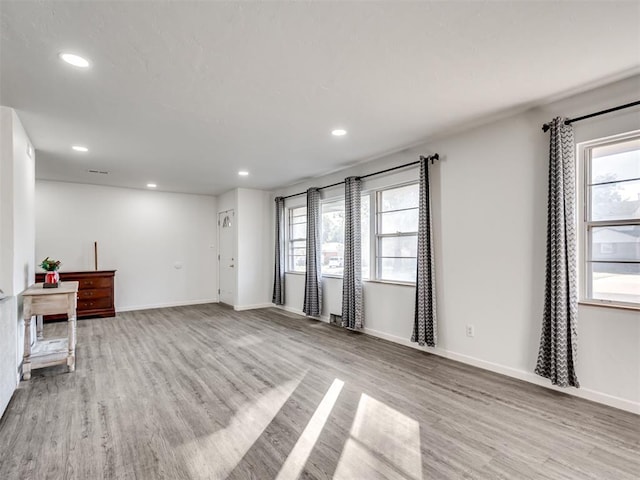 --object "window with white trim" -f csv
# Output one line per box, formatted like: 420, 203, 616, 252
288, 206, 306, 272
582, 133, 640, 306
375, 183, 419, 282
320, 196, 371, 278
321, 199, 345, 276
